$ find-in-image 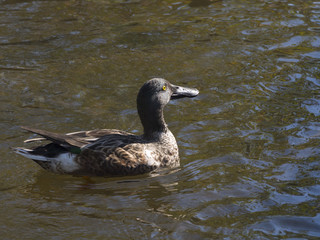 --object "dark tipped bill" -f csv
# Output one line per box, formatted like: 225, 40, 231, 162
170, 84, 199, 100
